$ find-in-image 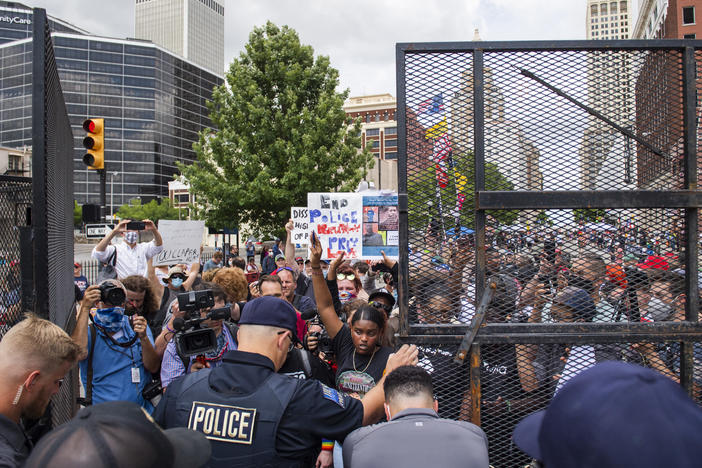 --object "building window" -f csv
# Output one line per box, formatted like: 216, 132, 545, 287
371, 140, 380, 148
620, 1, 627, 13
385, 139, 397, 147
683, 6, 695, 25
366, 128, 380, 136
8, 154, 21, 171
591, 4, 598, 15
385, 127, 397, 135
385, 152, 397, 160
685, 33, 696, 39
